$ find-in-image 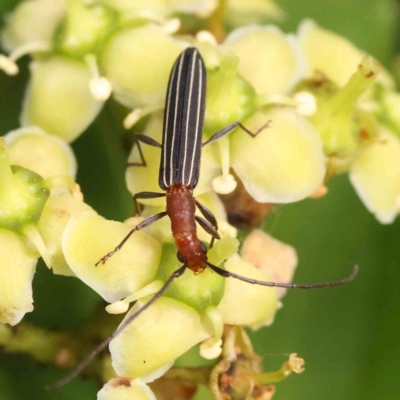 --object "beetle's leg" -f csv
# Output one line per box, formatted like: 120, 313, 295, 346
133, 191, 166, 216
128, 134, 162, 167
45, 264, 186, 390
194, 198, 219, 248
195, 215, 220, 249
202, 120, 271, 146
95, 211, 168, 266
